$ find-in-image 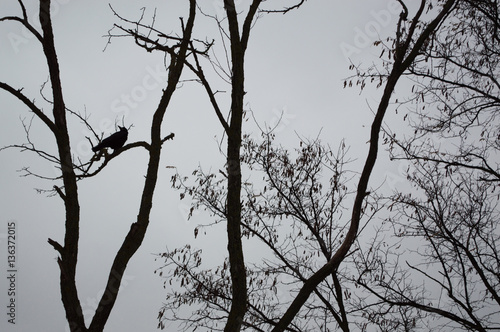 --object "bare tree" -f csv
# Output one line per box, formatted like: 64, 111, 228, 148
116, 1, 308, 331
2, 0, 471, 331
269, 1, 458, 331
1, 1, 195, 331
352, 0, 500, 330
355, 162, 499, 331
160, 133, 375, 331
154, 1, 460, 331
392, 0, 500, 180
